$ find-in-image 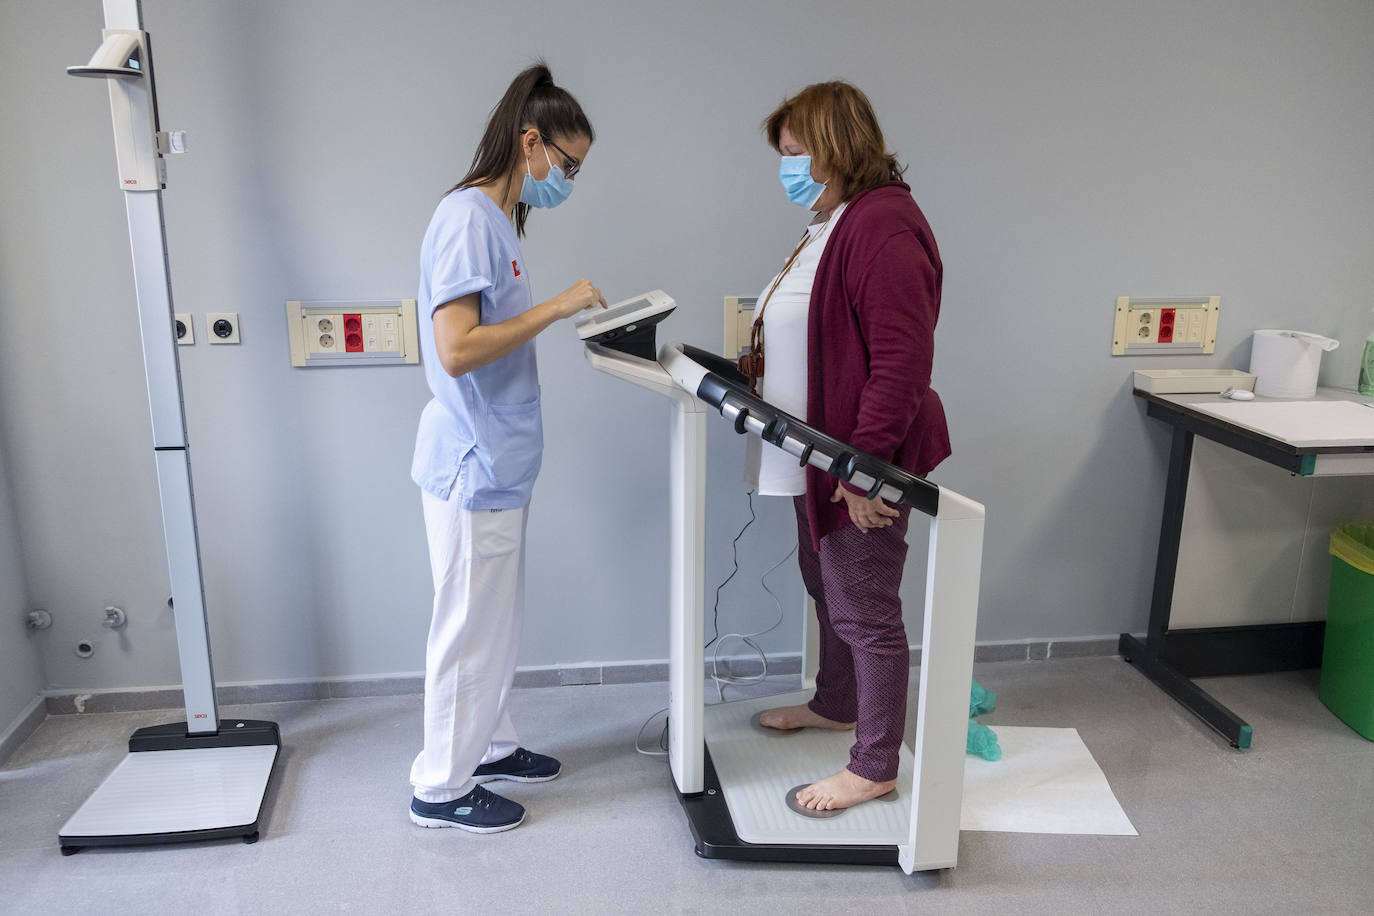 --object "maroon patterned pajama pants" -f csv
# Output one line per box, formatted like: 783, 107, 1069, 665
793, 496, 912, 783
